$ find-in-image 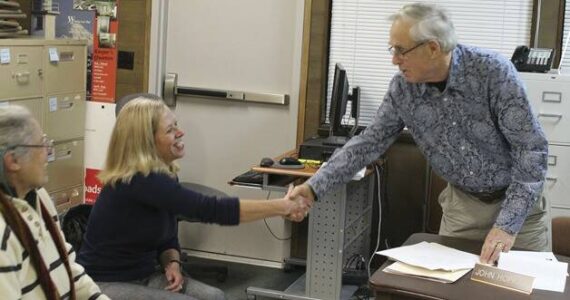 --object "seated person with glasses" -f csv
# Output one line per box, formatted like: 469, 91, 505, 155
77, 97, 308, 300
0, 105, 108, 300
291, 2, 549, 266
